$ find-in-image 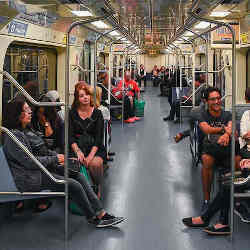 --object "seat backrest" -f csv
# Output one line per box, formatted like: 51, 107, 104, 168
0, 147, 19, 192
